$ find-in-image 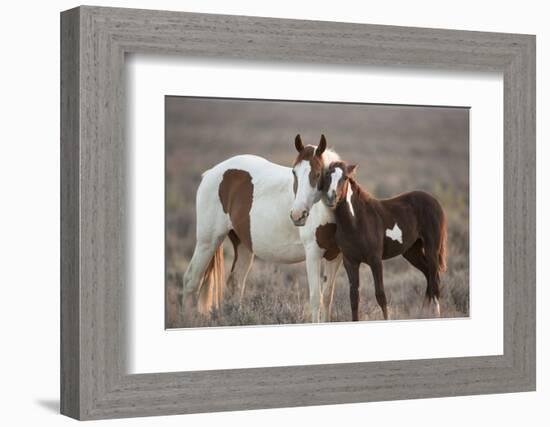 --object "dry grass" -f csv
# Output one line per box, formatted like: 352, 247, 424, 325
165, 97, 469, 328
